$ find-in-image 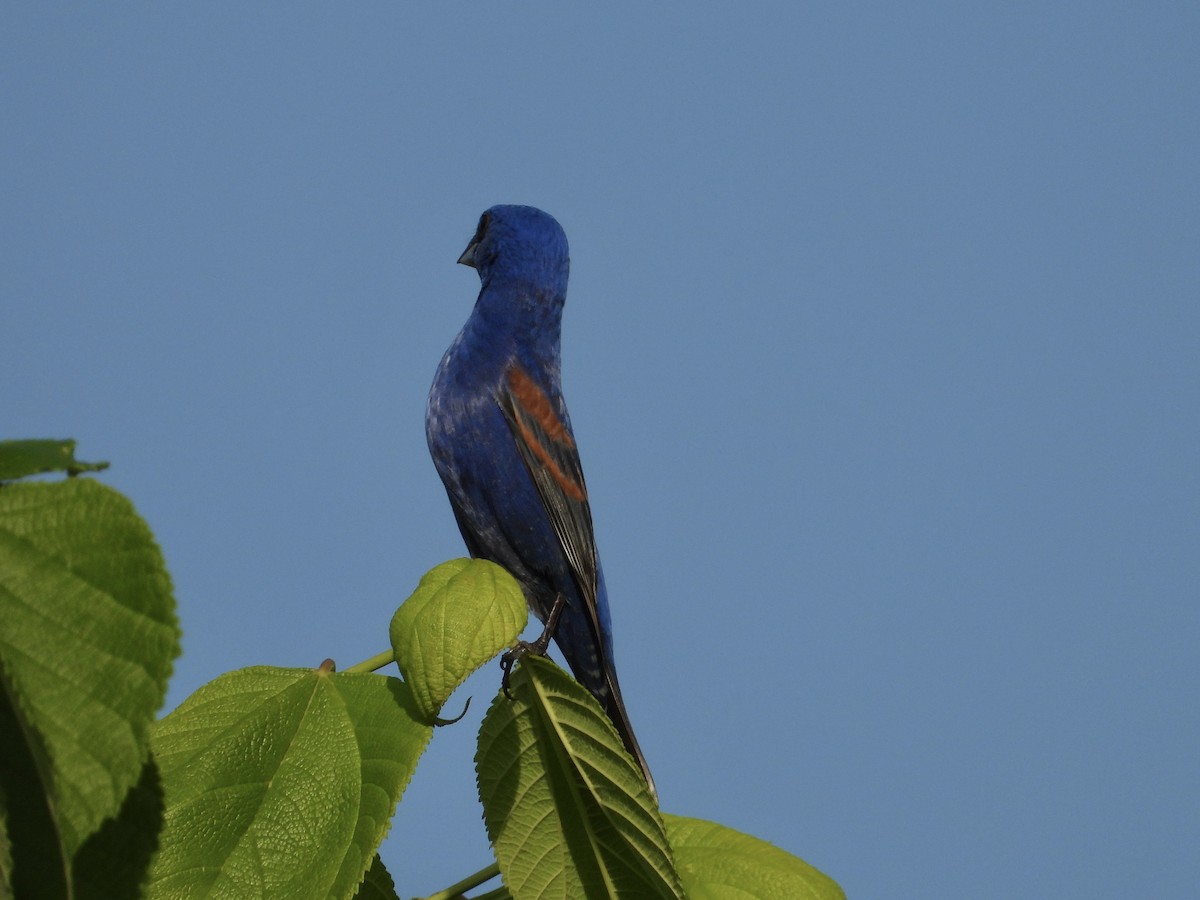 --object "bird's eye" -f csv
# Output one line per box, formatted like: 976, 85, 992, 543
471, 213, 490, 245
